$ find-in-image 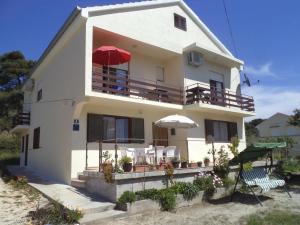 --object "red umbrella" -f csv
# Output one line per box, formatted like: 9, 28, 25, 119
92, 46, 131, 65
